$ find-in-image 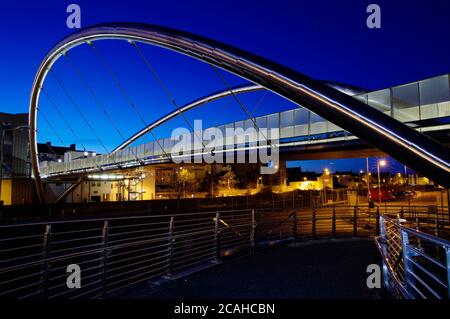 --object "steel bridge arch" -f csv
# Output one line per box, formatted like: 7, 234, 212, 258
112, 83, 264, 152
30, 22, 450, 203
